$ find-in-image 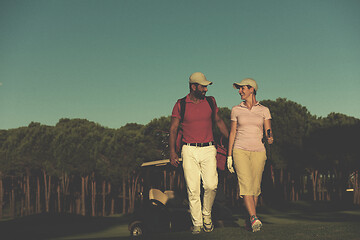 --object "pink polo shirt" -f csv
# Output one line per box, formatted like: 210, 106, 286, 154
231, 101, 272, 152
172, 94, 218, 143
